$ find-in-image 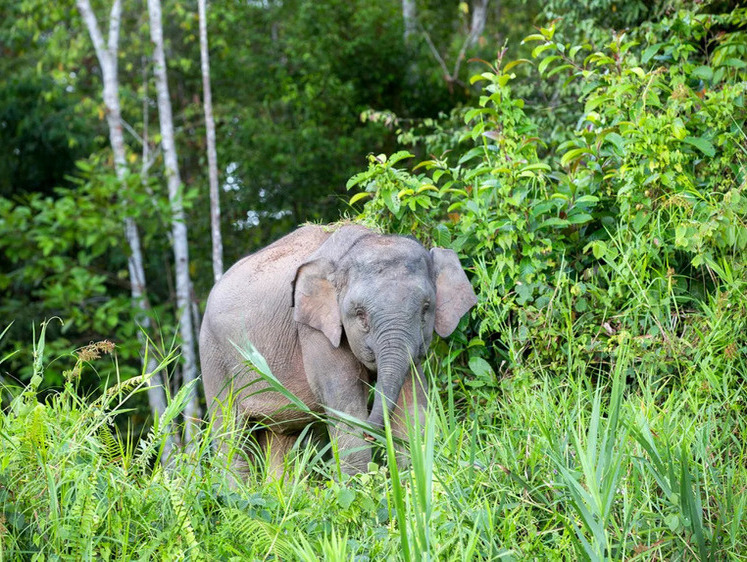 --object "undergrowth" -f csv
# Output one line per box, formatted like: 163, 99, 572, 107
1, 315, 745, 561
